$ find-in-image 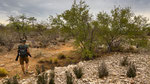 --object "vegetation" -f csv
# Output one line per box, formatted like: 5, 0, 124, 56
36, 65, 46, 75
34, 52, 44, 58
127, 62, 136, 78
49, 70, 55, 84
0, 0, 149, 59
41, 65, 45, 72
73, 67, 83, 79
0, 68, 8, 77
52, 0, 150, 59
58, 53, 66, 59
4, 76, 19, 84
37, 72, 48, 84
98, 61, 109, 78
0, 0, 149, 82
120, 56, 129, 66
53, 58, 58, 64
66, 71, 73, 84
36, 65, 41, 75
49, 58, 53, 64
